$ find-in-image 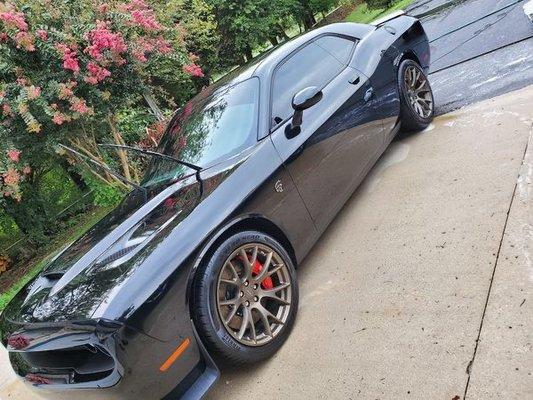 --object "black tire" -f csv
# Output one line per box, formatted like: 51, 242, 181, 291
193, 230, 298, 365
398, 59, 434, 132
